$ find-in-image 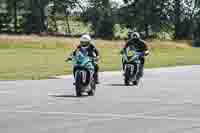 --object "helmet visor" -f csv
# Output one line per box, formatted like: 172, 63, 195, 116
132, 34, 138, 39
81, 41, 89, 47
